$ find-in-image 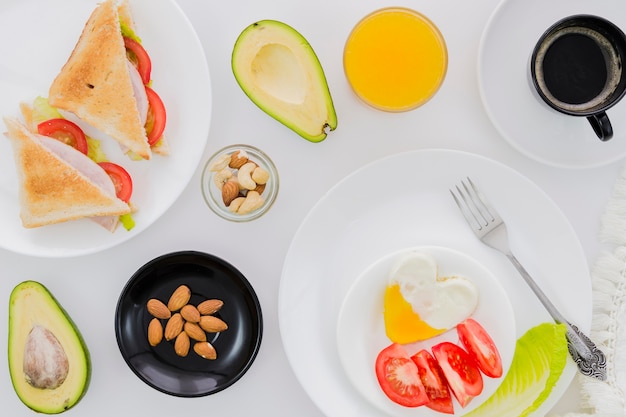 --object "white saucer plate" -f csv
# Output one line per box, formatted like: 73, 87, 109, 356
336, 246, 516, 416
478, 0, 626, 168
